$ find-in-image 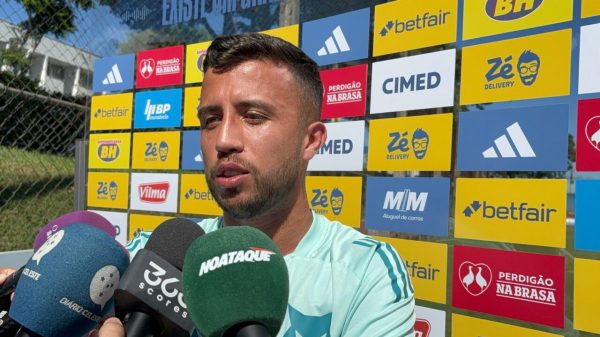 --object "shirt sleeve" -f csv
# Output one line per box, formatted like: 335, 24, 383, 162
342, 241, 416, 337
124, 230, 152, 260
